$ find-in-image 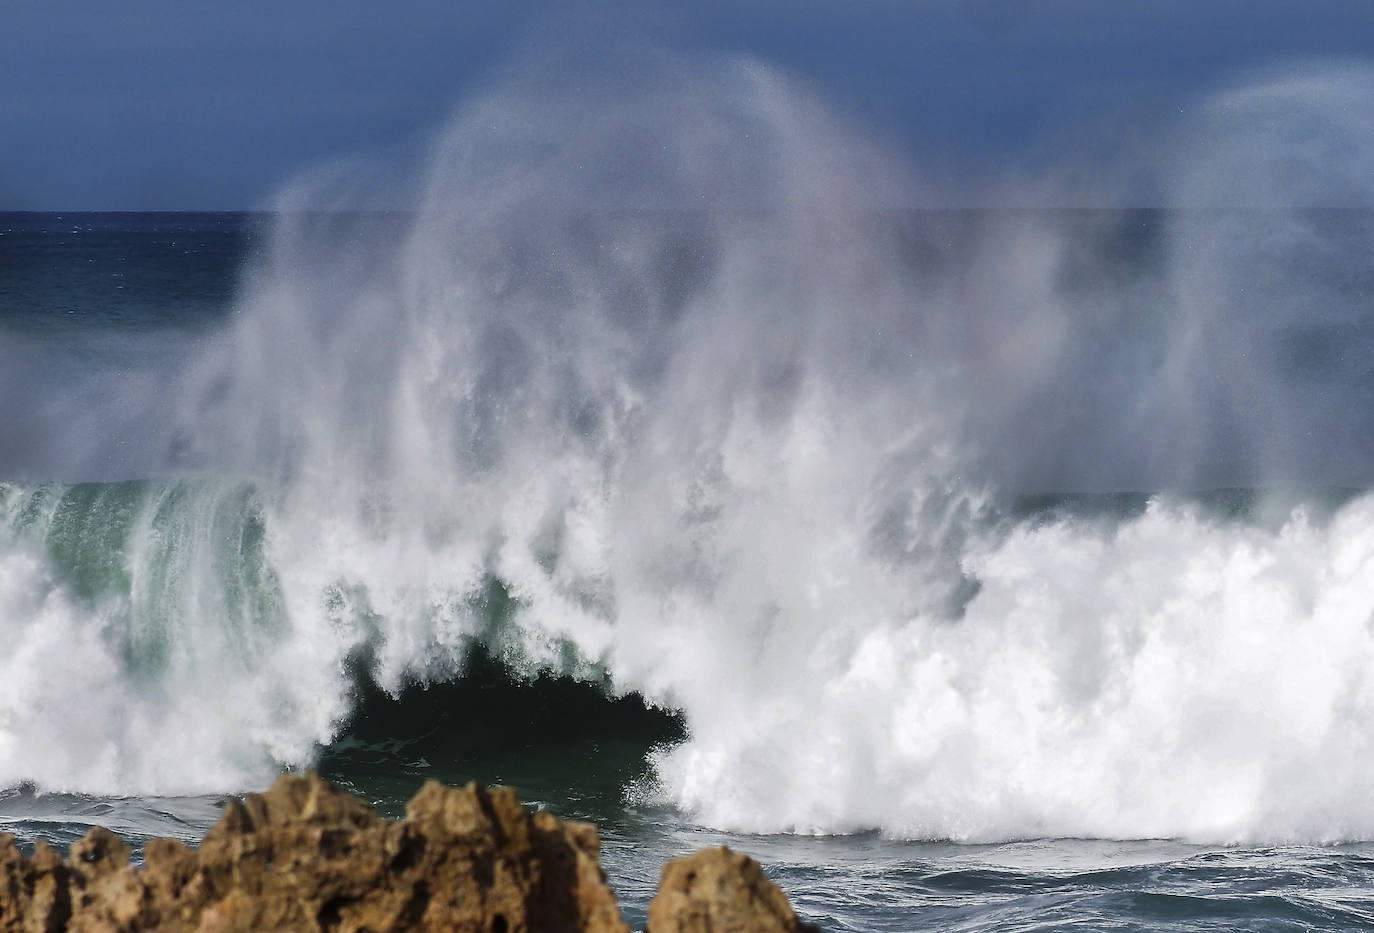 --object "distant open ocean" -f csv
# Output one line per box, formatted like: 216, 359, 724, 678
4, 205, 1374, 931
